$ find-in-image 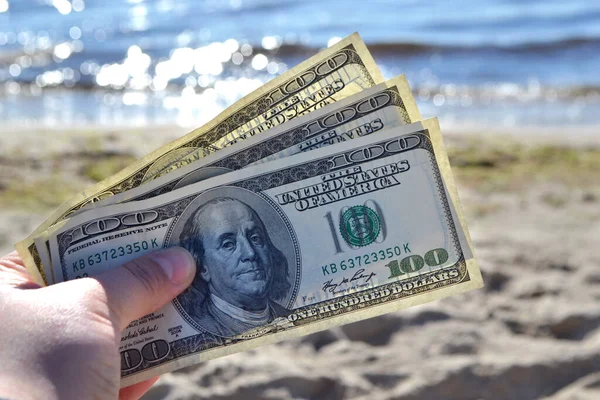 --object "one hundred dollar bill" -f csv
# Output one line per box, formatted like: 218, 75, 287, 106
43, 119, 482, 386
17, 32, 384, 285
35, 75, 420, 284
